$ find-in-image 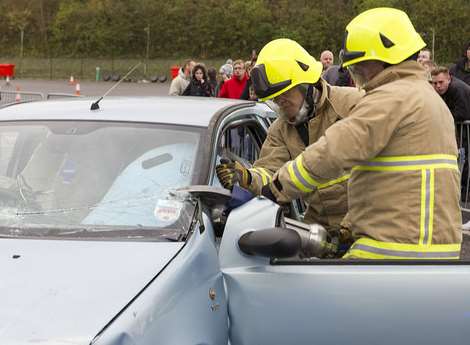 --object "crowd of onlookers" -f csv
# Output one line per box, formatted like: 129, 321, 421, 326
169, 40, 470, 125
168, 55, 258, 101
